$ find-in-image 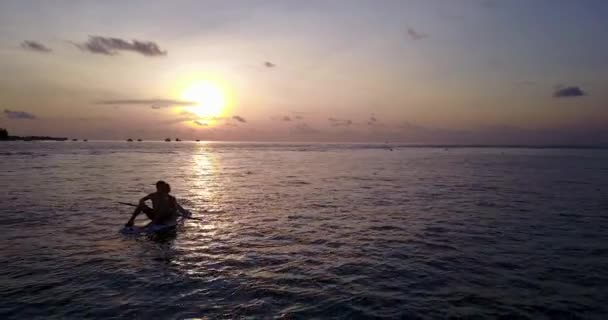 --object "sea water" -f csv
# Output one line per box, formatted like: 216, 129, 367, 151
1, 141, 607, 319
